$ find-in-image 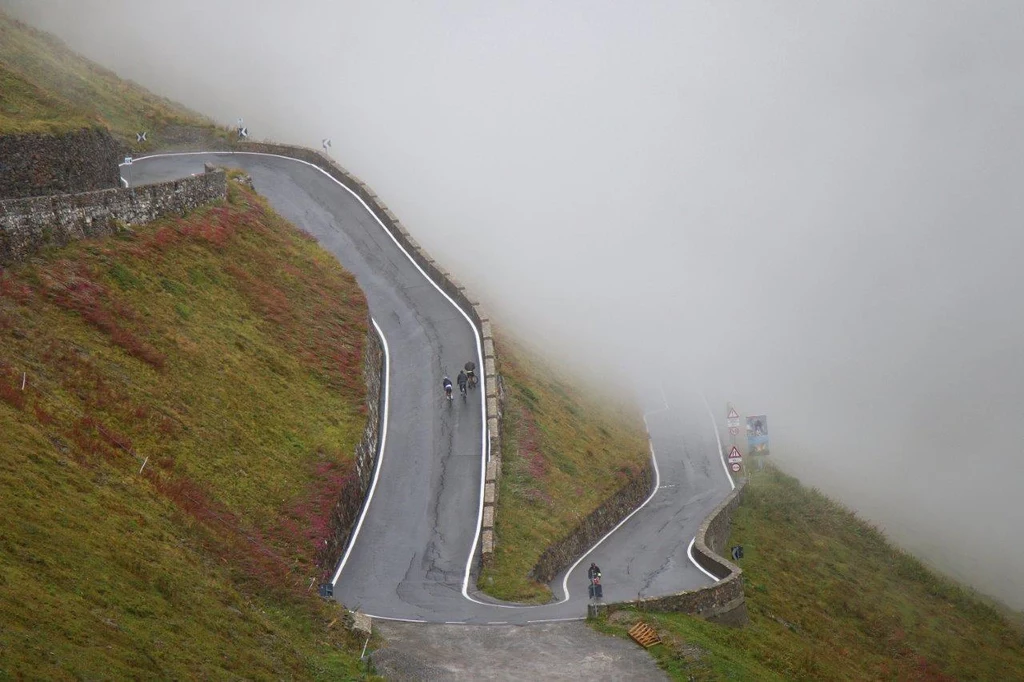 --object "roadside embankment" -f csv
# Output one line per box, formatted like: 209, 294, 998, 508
317, 323, 385, 579
0, 167, 226, 266
595, 466, 1024, 680
0, 127, 122, 199
0, 178, 372, 677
